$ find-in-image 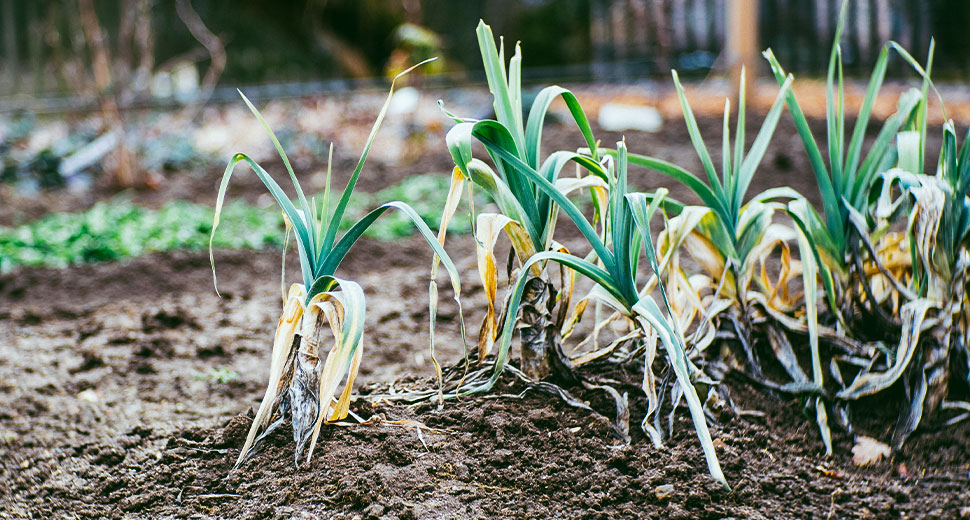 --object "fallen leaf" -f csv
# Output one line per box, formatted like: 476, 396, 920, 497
654, 484, 675, 500
78, 389, 99, 403
852, 436, 890, 466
